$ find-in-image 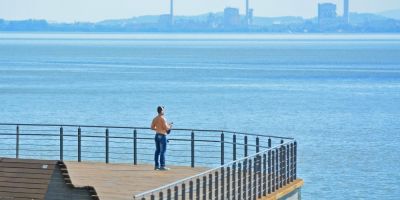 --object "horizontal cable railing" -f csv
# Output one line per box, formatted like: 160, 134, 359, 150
0, 123, 292, 167
0, 123, 294, 139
